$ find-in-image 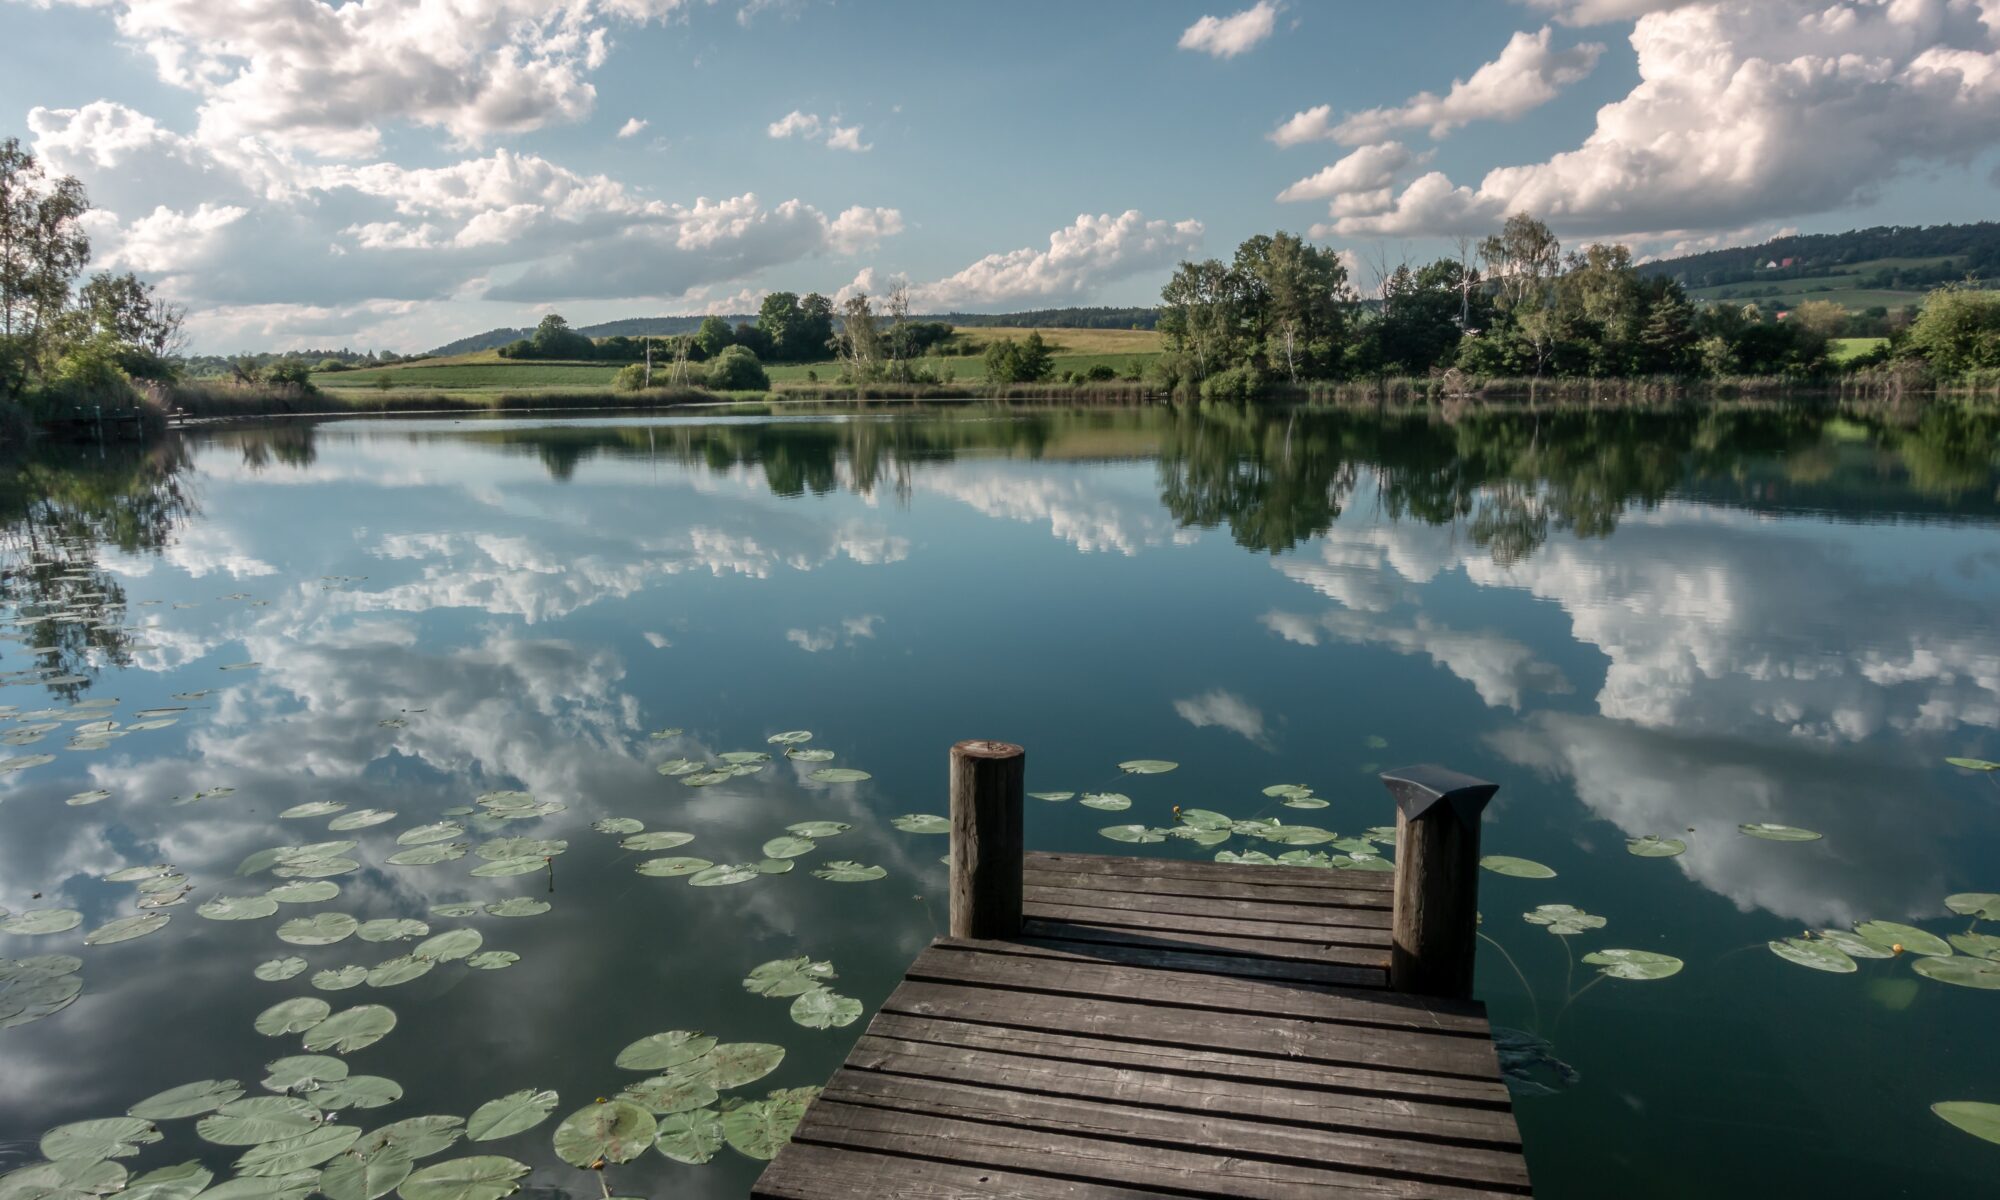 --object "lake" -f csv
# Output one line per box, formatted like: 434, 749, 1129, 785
2, 403, 1998, 1199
